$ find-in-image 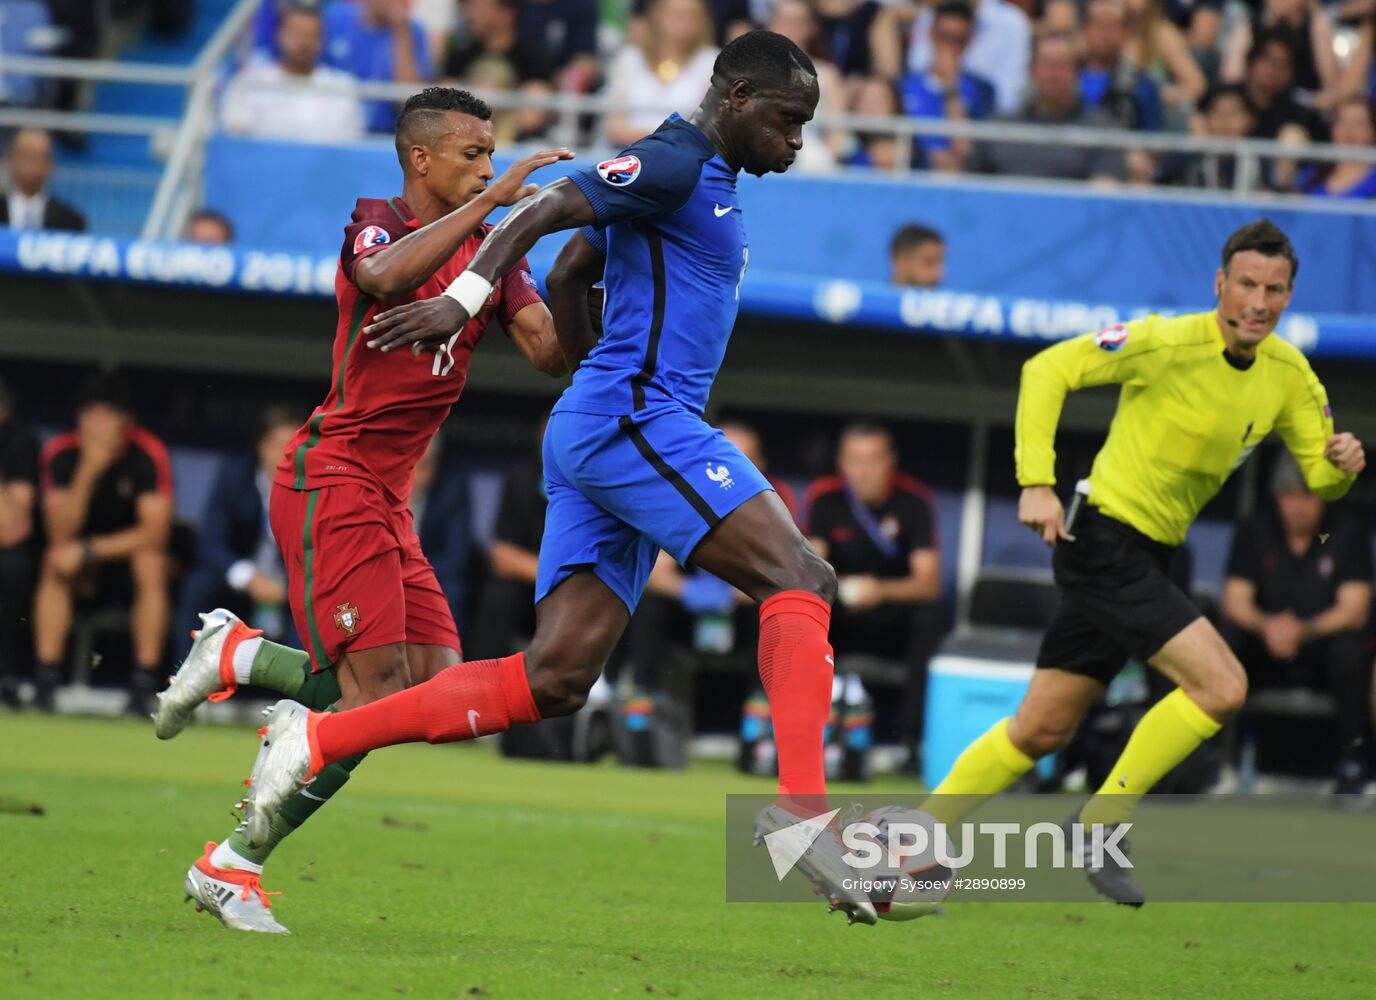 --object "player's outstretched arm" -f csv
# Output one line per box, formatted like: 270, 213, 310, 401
365, 179, 596, 353
545, 229, 607, 370
355, 148, 573, 301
